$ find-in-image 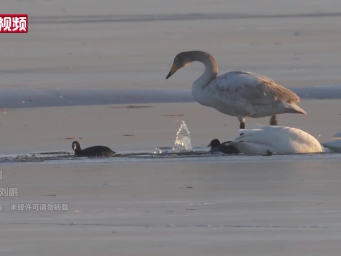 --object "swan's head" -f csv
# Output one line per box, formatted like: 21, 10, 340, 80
208, 139, 220, 148
166, 52, 191, 79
